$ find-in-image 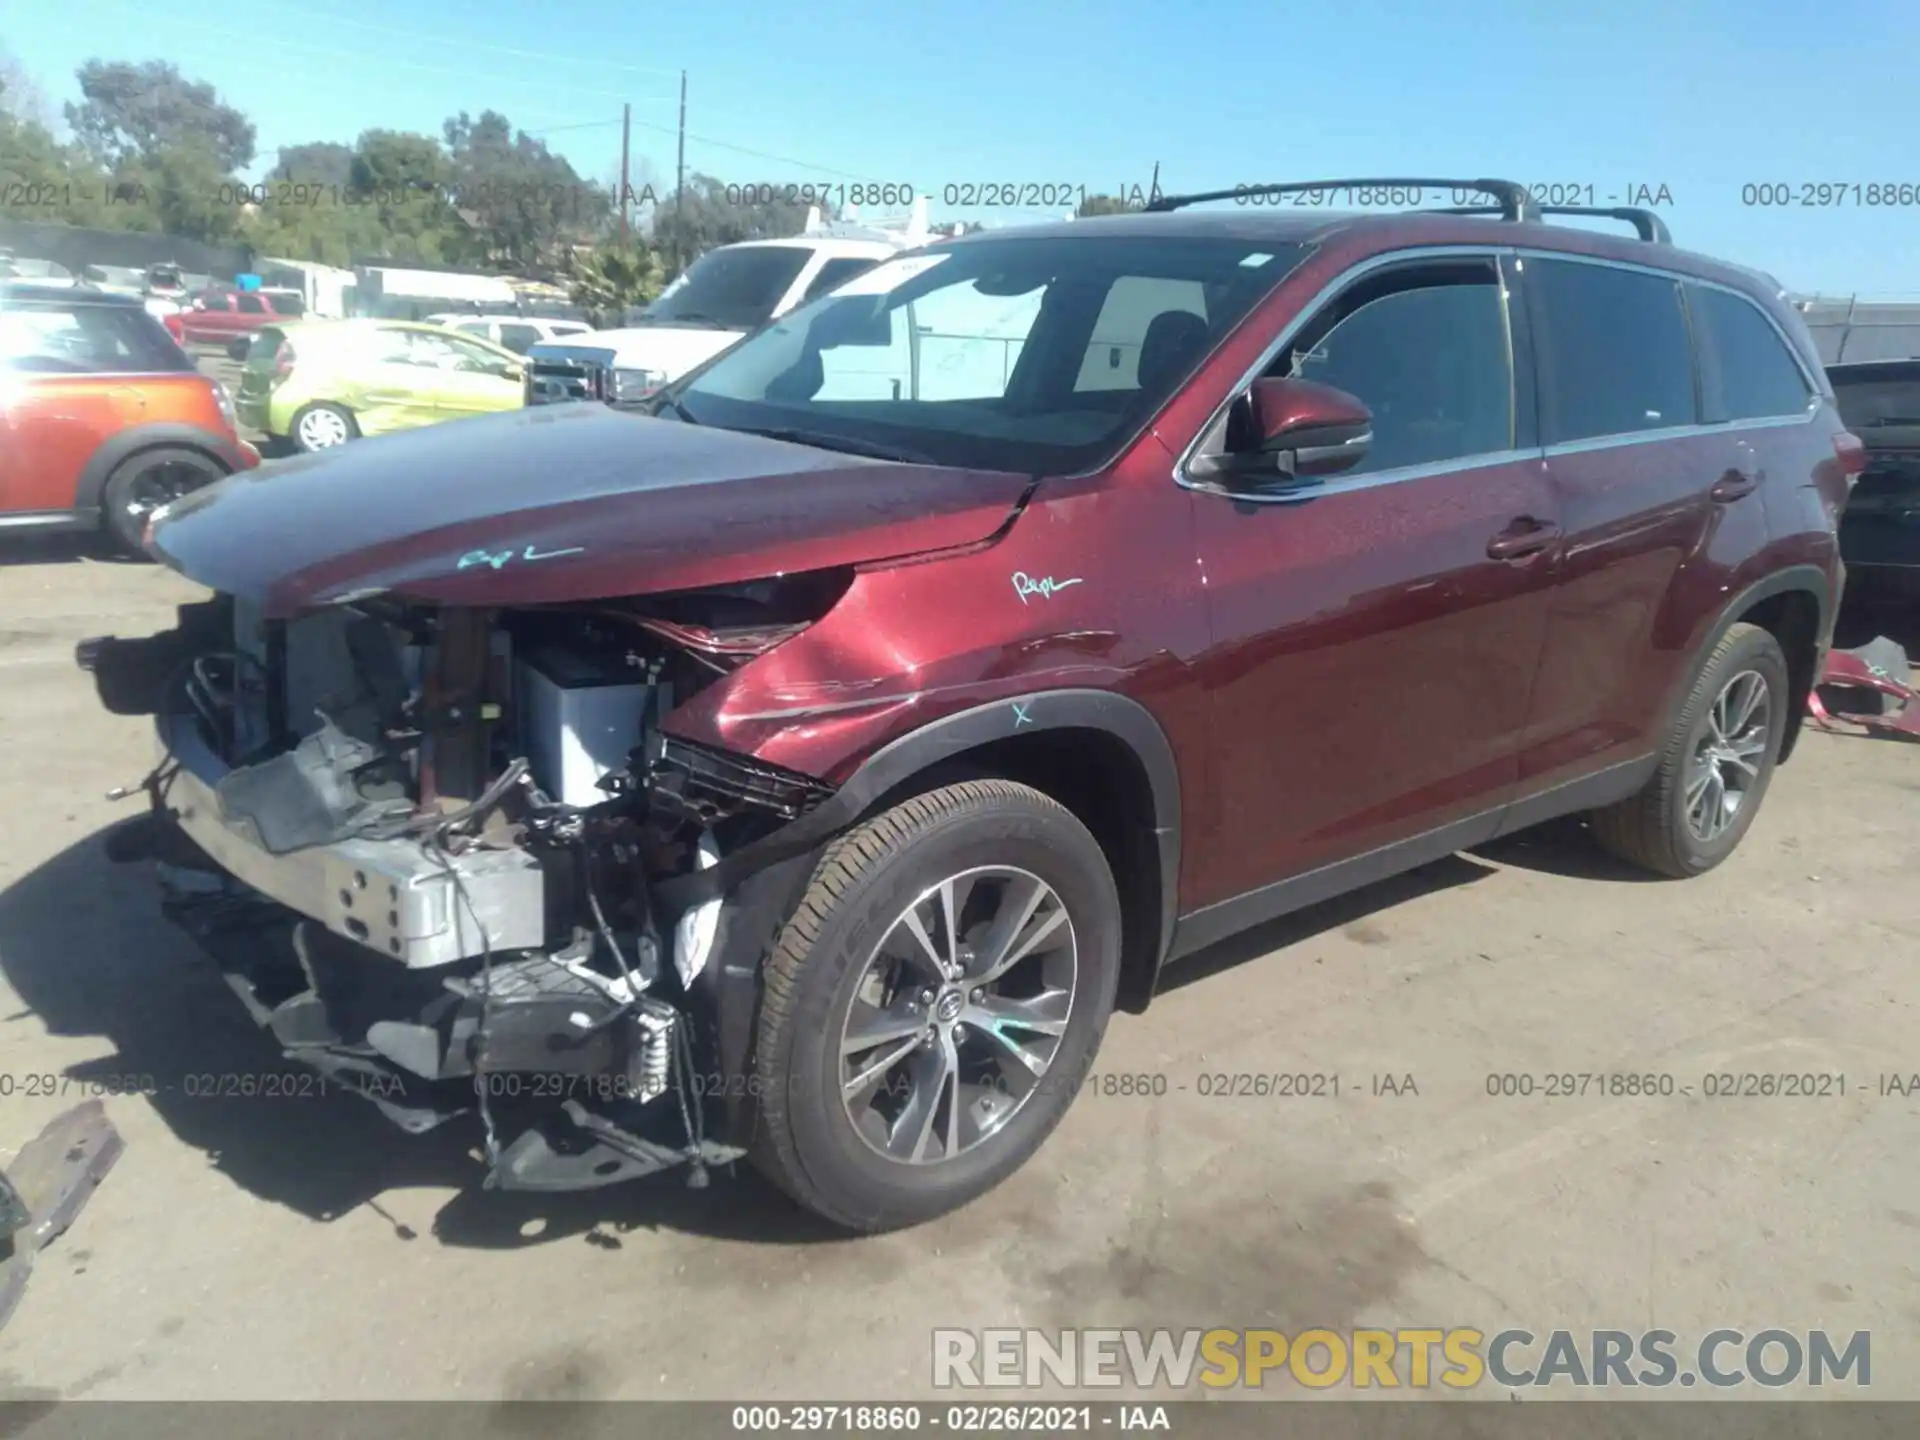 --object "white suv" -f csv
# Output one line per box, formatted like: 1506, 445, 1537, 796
426, 314, 597, 355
